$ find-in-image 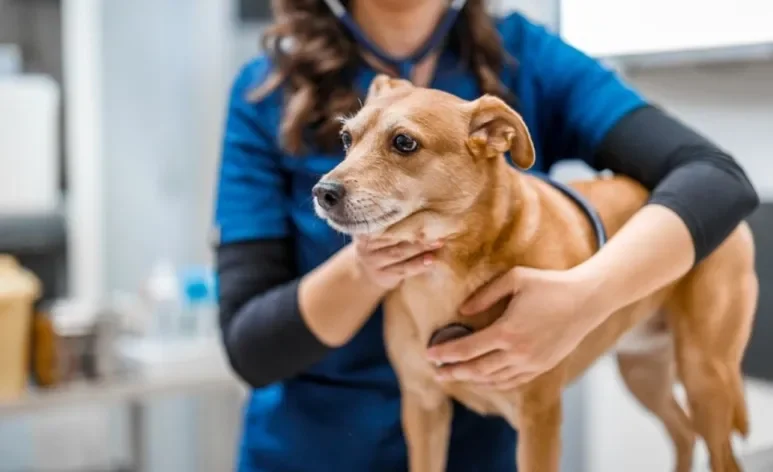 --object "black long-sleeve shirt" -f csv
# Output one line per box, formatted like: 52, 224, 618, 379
216, 105, 760, 389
